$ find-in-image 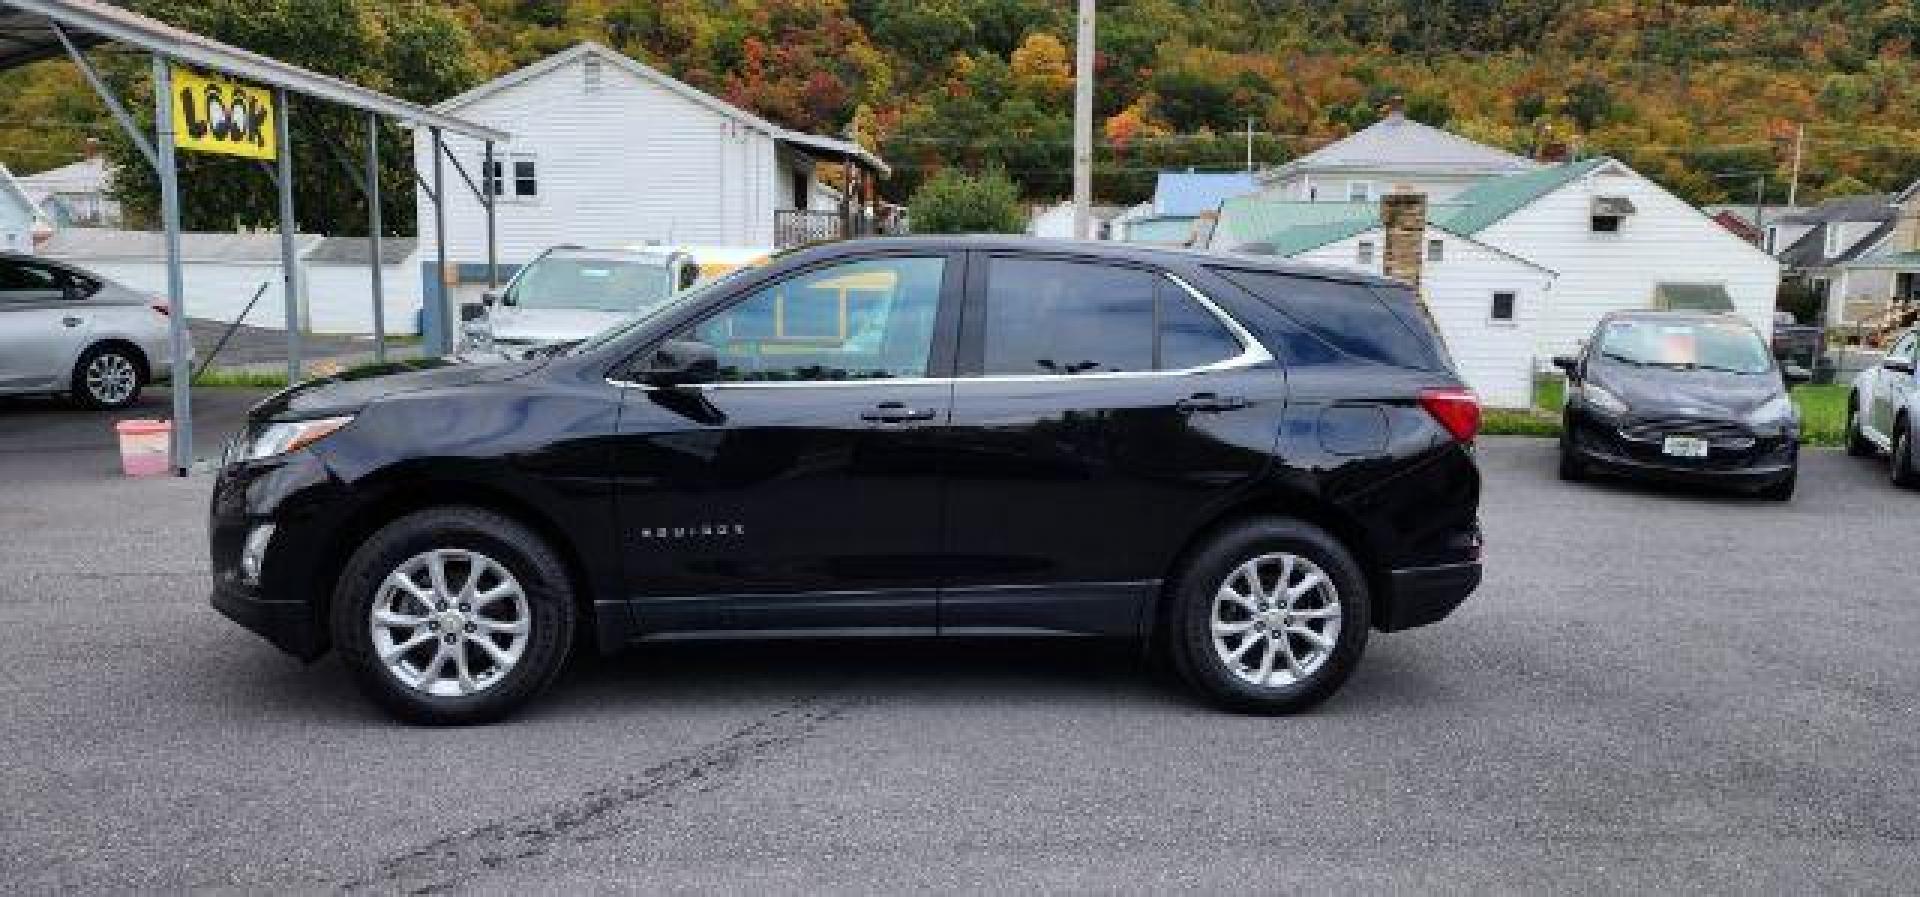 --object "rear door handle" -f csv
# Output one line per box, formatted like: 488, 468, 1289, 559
1175, 392, 1248, 413
860, 401, 938, 423
62, 316, 82, 328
